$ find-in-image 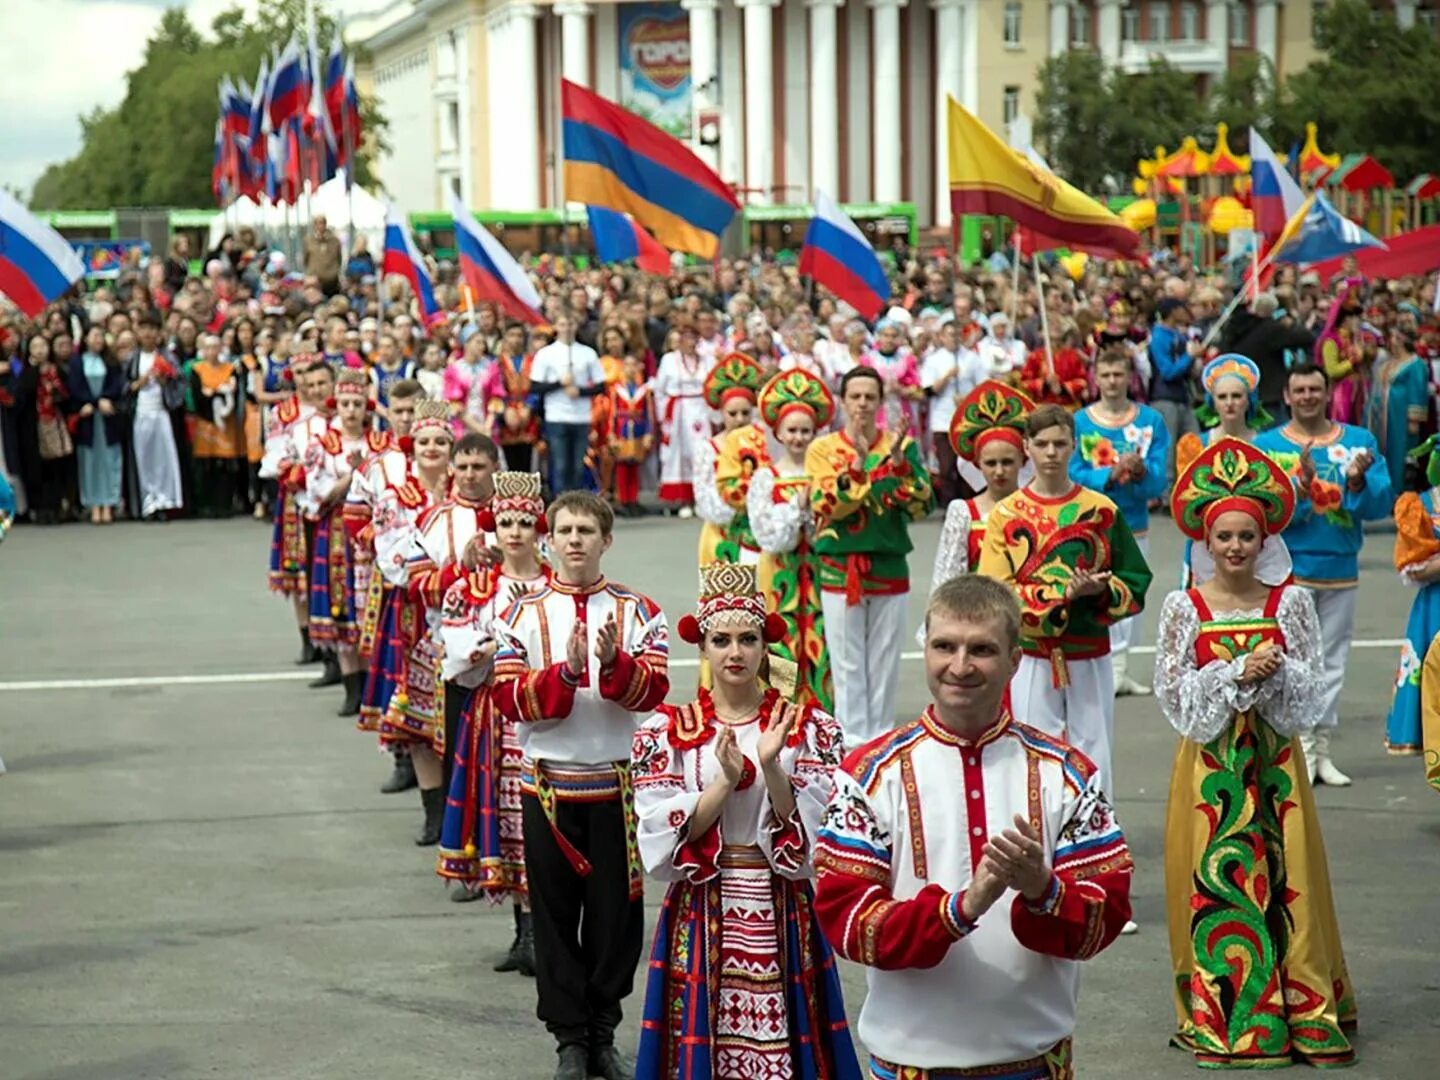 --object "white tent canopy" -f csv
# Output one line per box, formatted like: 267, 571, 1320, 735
207, 170, 386, 260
